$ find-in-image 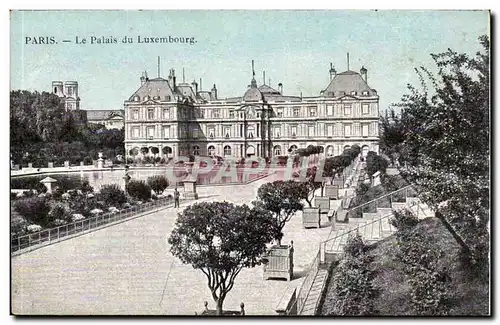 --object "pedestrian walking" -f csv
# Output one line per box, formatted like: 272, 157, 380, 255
174, 187, 180, 208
